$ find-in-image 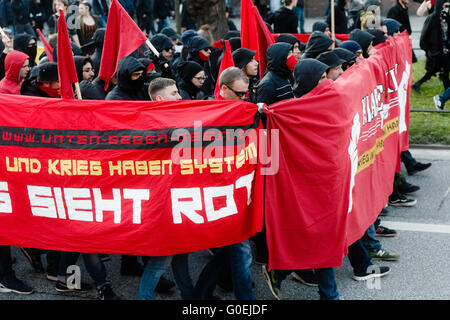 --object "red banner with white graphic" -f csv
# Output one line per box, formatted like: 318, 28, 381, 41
264, 32, 411, 270
0, 97, 263, 256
